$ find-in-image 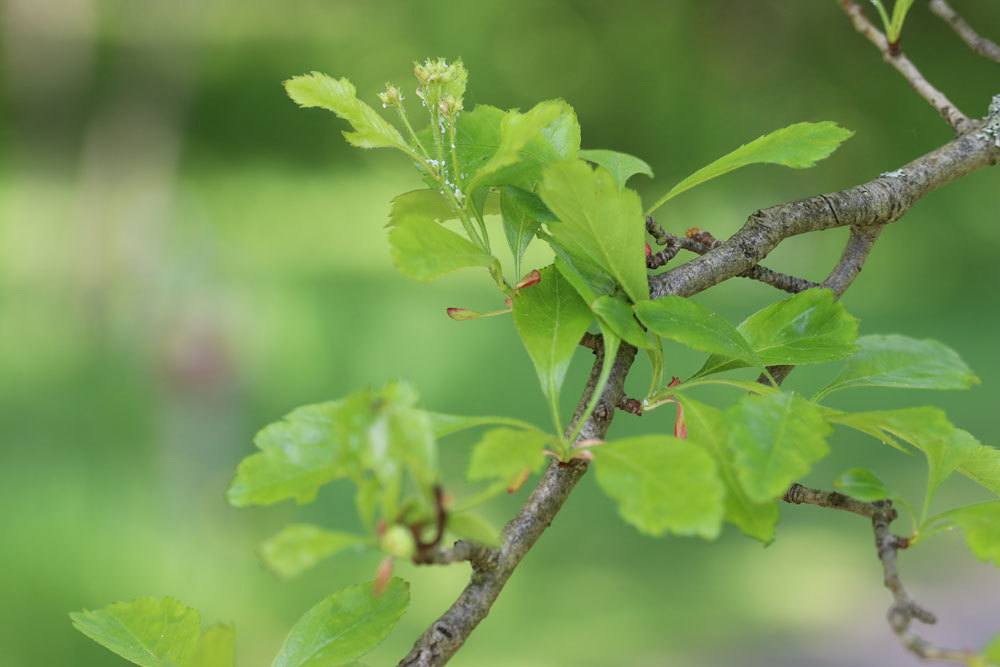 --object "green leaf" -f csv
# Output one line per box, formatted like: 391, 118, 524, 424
593, 435, 725, 538
579, 149, 653, 189
71, 597, 201, 667
427, 413, 543, 439
448, 510, 501, 547
387, 189, 456, 227
501, 186, 552, 276
961, 444, 1000, 497
285, 73, 410, 153
462, 100, 580, 194
388, 216, 498, 282
227, 402, 349, 507
679, 396, 779, 543
646, 121, 853, 214
833, 468, 890, 502
591, 295, 652, 350
815, 334, 979, 399
539, 160, 649, 303
512, 265, 593, 431
260, 524, 368, 580
635, 297, 757, 362
699, 288, 858, 375
190, 624, 236, 667
728, 392, 831, 502
939, 502, 1000, 568
467, 427, 551, 489
830, 408, 979, 514
271, 578, 409, 667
